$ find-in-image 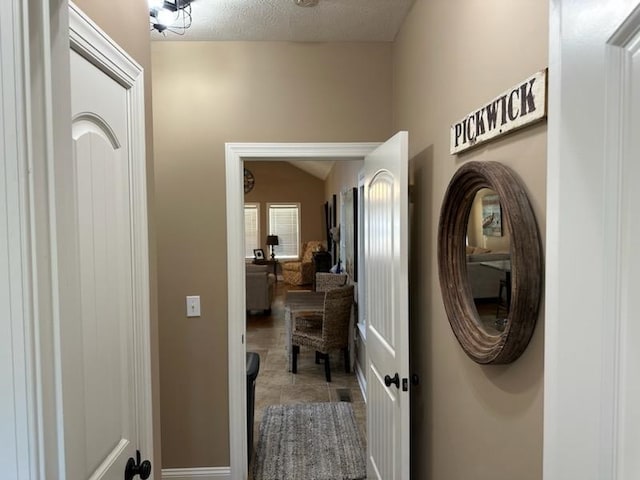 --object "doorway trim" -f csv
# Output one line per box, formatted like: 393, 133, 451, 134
1, 1, 45, 477
225, 142, 379, 479
545, 1, 640, 479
